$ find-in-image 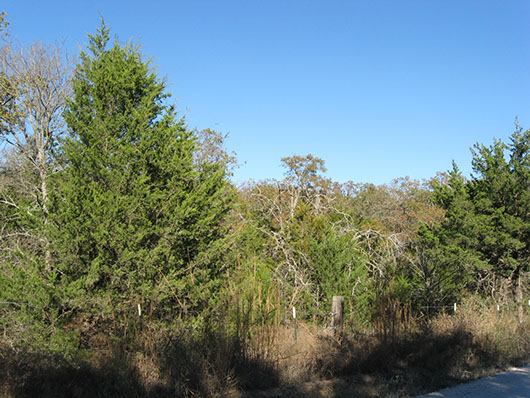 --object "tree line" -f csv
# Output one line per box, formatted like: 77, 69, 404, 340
1, 16, 528, 352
